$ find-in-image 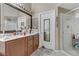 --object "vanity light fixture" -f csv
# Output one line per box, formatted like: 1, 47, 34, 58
14, 3, 25, 11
